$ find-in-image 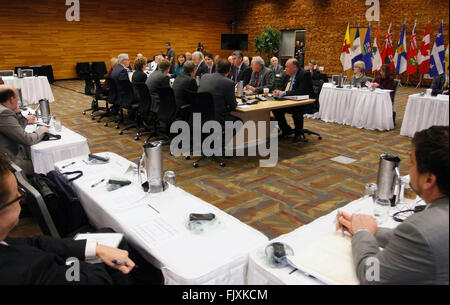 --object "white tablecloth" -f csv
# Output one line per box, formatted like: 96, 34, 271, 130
247, 195, 419, 285
28, 125, 90, 174
400, 94, 449, 137
314, 83, 394, 131
54, 152, 268, 285
2, 76, 55, 106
